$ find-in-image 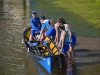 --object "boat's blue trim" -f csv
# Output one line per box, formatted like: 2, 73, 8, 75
35, 56, 52, 74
